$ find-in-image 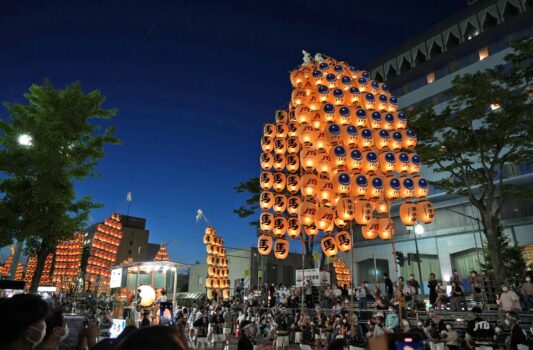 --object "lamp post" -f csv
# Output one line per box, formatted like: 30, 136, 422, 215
411, 224, 425, 296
